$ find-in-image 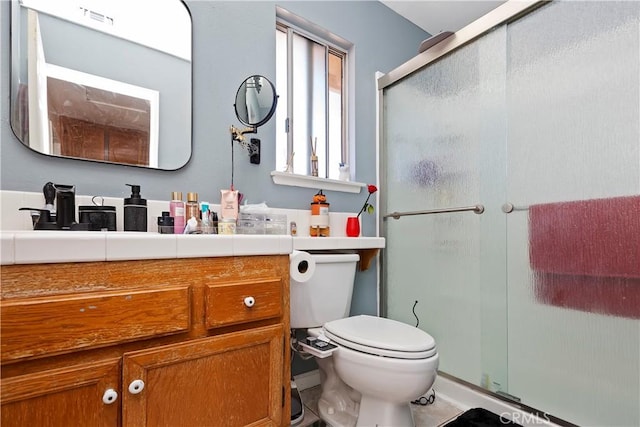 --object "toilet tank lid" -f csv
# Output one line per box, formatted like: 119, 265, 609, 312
324, 315, 435, 353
